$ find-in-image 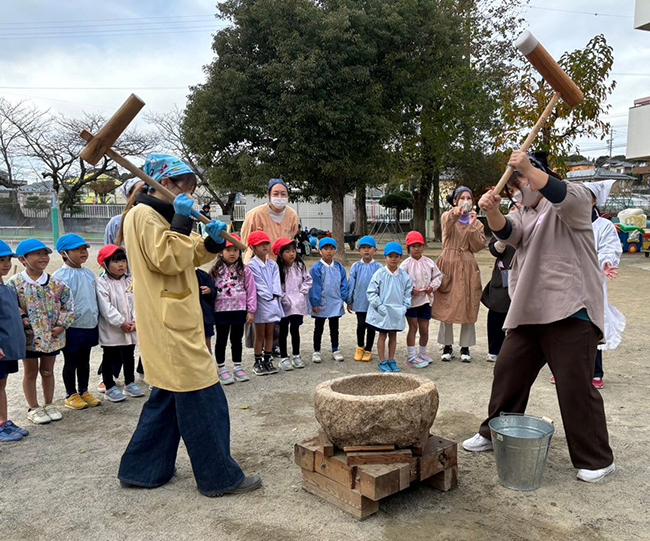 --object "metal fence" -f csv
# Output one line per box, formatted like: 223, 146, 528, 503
365, 201, 414, 222
233, 204, 247, 222
64, 204, 126, 219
